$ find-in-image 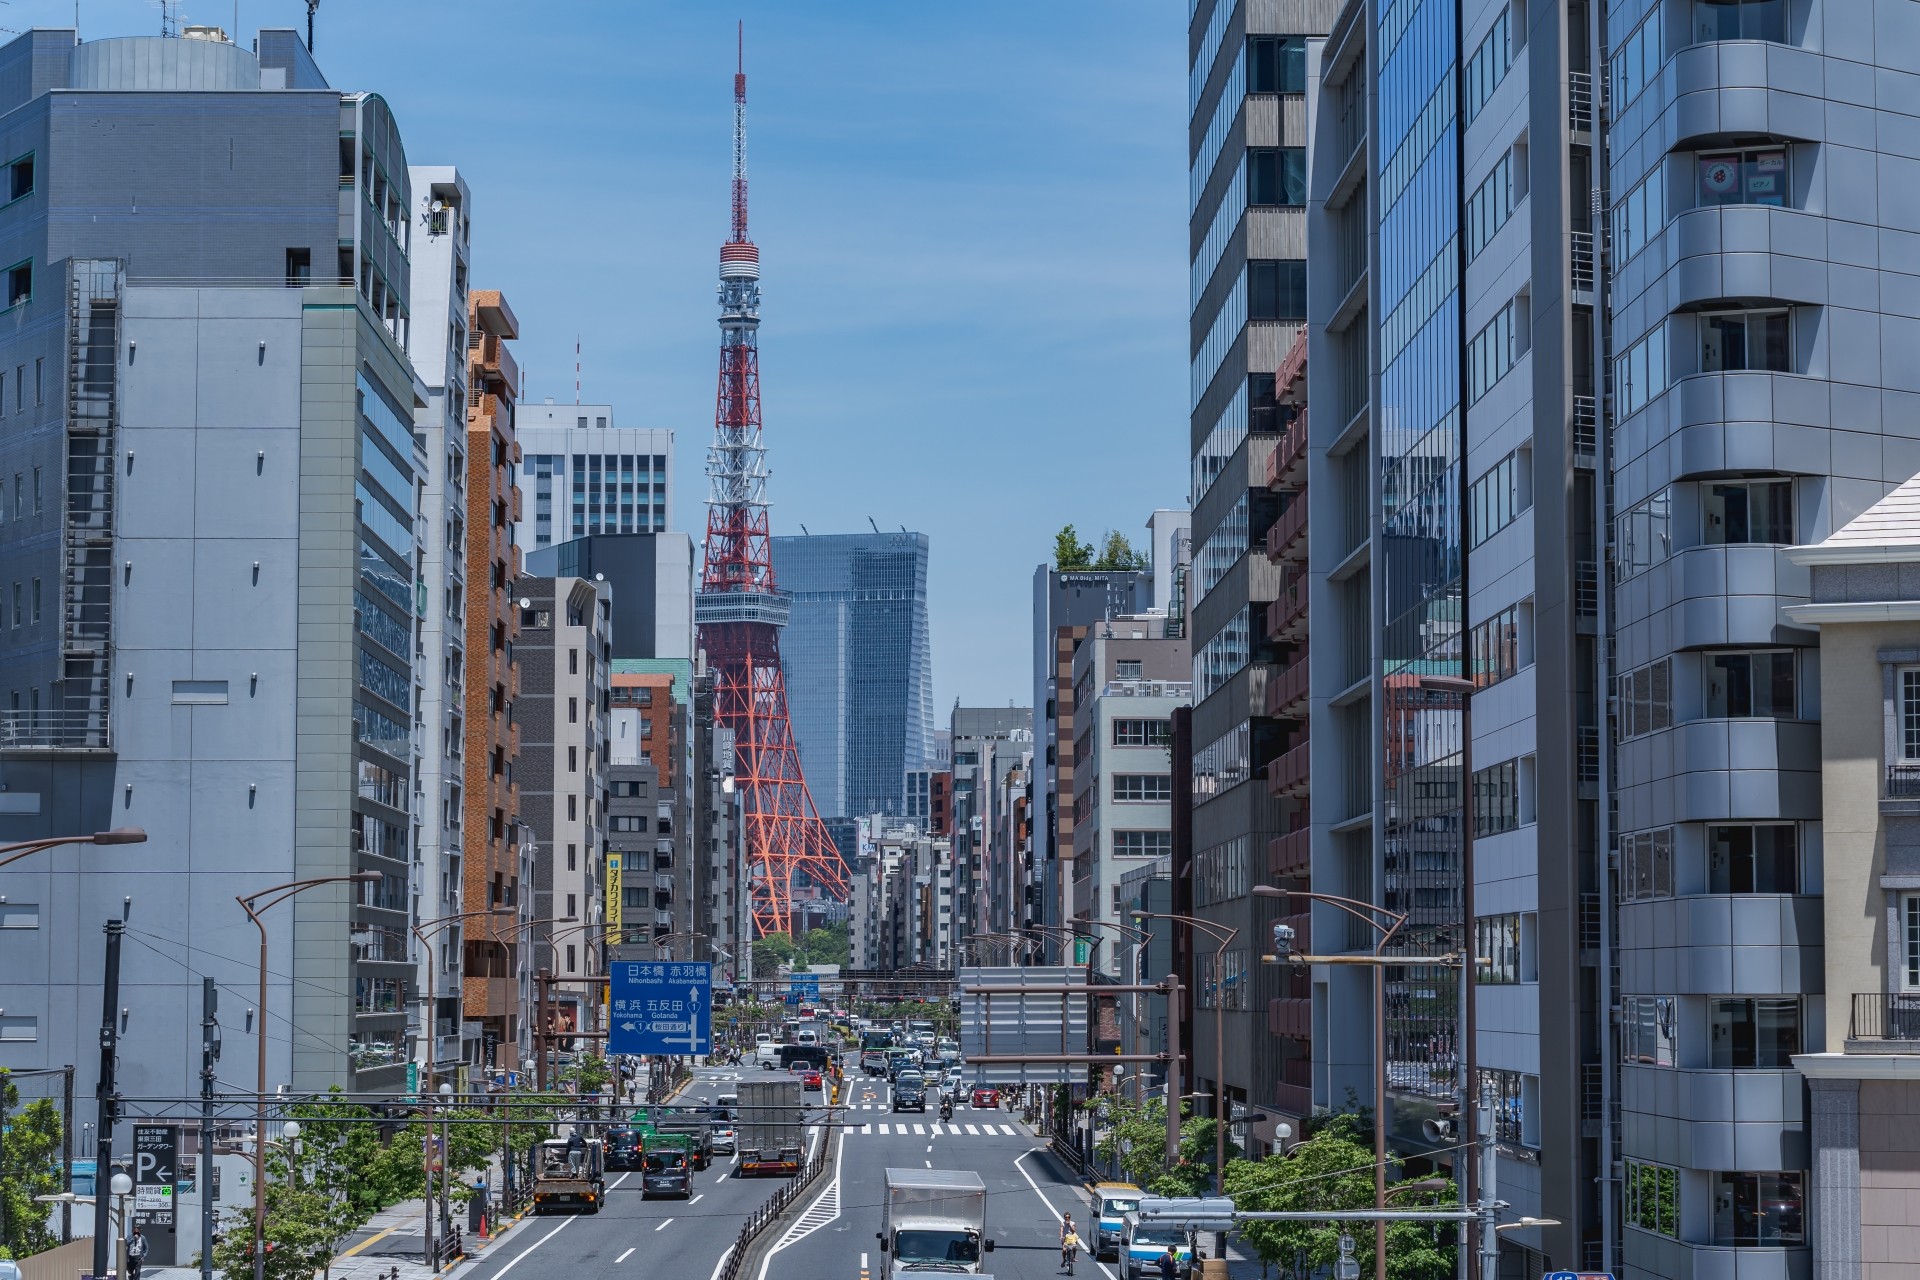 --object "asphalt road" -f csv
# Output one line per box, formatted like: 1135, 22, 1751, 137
449, 1065, 813, 1280
756, 1075, 1111, 1280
